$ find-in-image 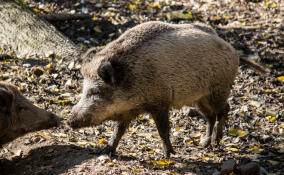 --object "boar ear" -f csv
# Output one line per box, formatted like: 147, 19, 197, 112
0, 87, 13, 111
98, 61, 117, 86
